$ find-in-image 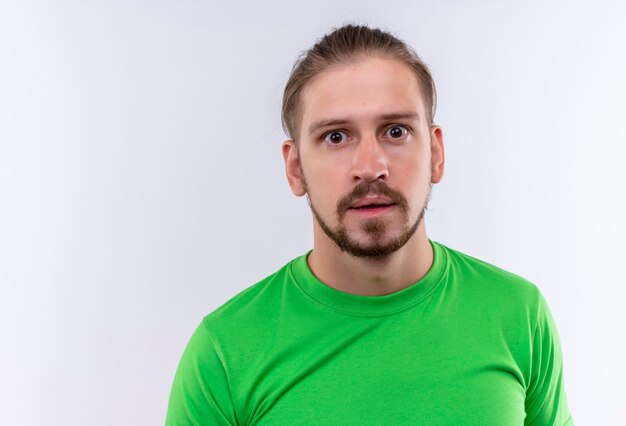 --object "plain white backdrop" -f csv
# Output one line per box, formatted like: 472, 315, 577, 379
1, 0, 625, 424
